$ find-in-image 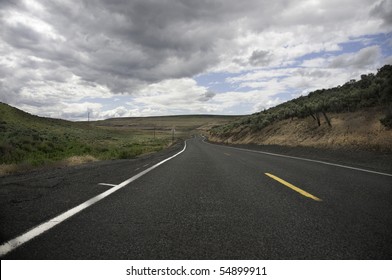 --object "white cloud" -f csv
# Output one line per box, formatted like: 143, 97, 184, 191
226, 45, 386, 101
299, 45, 383, 70
17, 101, 102, 120
133, 78, 218, 113
99, 106, 130, 119
329, 45, 382, 69
0, 0, 391, 119
385, 55, 392, 65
